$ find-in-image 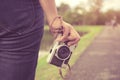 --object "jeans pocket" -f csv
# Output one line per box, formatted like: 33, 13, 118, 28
0, 0, 36, 36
